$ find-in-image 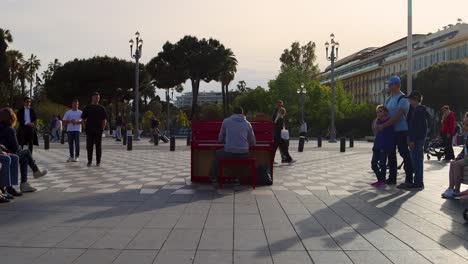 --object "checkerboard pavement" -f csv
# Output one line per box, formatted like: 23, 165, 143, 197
0, 139, 467, 264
